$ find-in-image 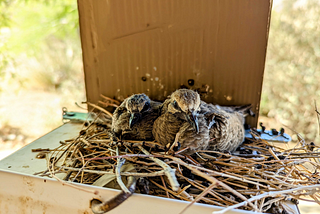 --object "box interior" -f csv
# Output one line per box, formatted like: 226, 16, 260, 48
78, 0, 272, 127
